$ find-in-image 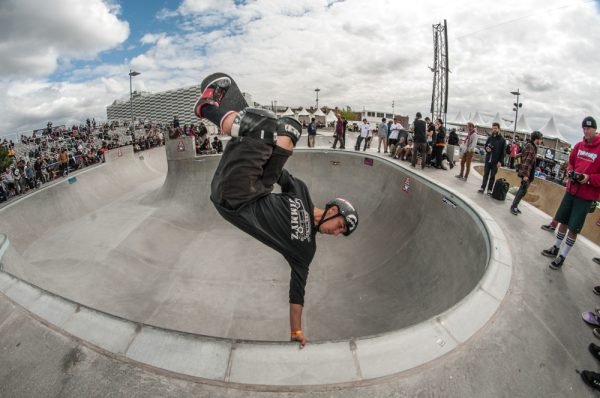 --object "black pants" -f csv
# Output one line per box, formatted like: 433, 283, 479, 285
332, 134, 345, 149
481, 162, 499, 191
433, 146, 444, 168
511, 179, 529, 209
412, 142, 428, 168
355, 136, 368, 151
210, 137, 291, 210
